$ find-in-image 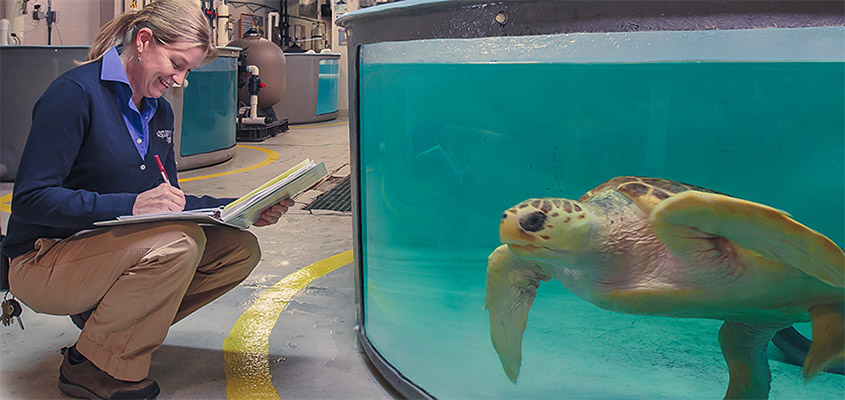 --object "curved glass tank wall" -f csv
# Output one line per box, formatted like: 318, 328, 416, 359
338, 1, 844, 398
